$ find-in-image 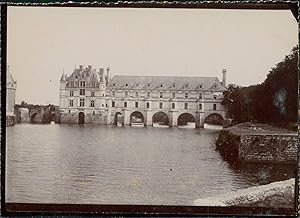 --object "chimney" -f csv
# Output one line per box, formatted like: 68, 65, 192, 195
88, 65, 92, 71
79, 65, 83, 71
106, 67, 110, 85
222, 69, 226, 87
99, 68, 104, 75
